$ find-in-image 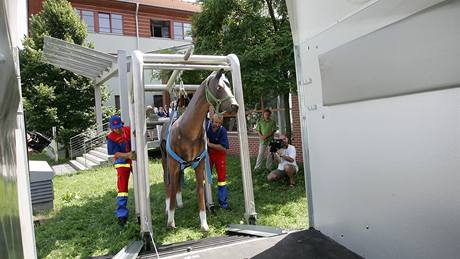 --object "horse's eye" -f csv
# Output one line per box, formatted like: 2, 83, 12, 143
217, 86, 222, 91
